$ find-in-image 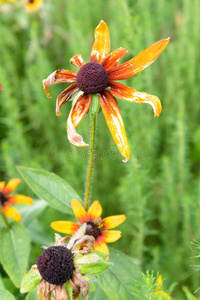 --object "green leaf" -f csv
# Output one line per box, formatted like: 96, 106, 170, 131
20, 269, 41, 293
21, 199, 48, 227
98, 248, 146, 300
78, 261, 112, 275
182, 286, 198, 300
17, 166, 82, 214
0, 289, 15, 300
0, 223, 30, 288
75, 251, 108, 265
25, 288, 38, 300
